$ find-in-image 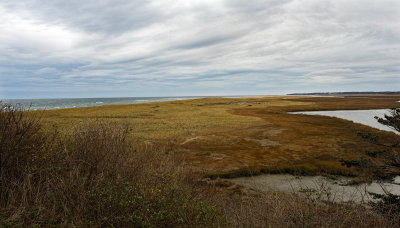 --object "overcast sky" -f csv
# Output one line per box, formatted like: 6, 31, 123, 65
1, 0, 399, 99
